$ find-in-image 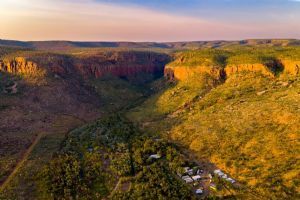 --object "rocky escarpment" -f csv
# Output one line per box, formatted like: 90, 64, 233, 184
164, 59, 299, 81
164, 65, 224, 81
1, 51, 170, 83
280, 60, 300, 75
224, 63, 276, 77
0, 57, 45, 76
74, 51, 170, 80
